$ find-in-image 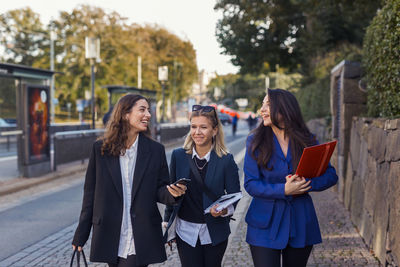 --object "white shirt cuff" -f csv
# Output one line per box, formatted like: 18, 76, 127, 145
222, 204, 235, 217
